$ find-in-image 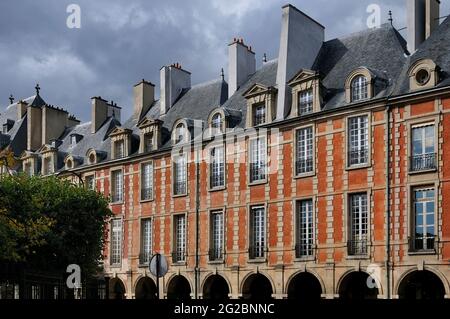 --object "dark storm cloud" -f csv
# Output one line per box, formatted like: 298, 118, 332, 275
0, 0, 448, 121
